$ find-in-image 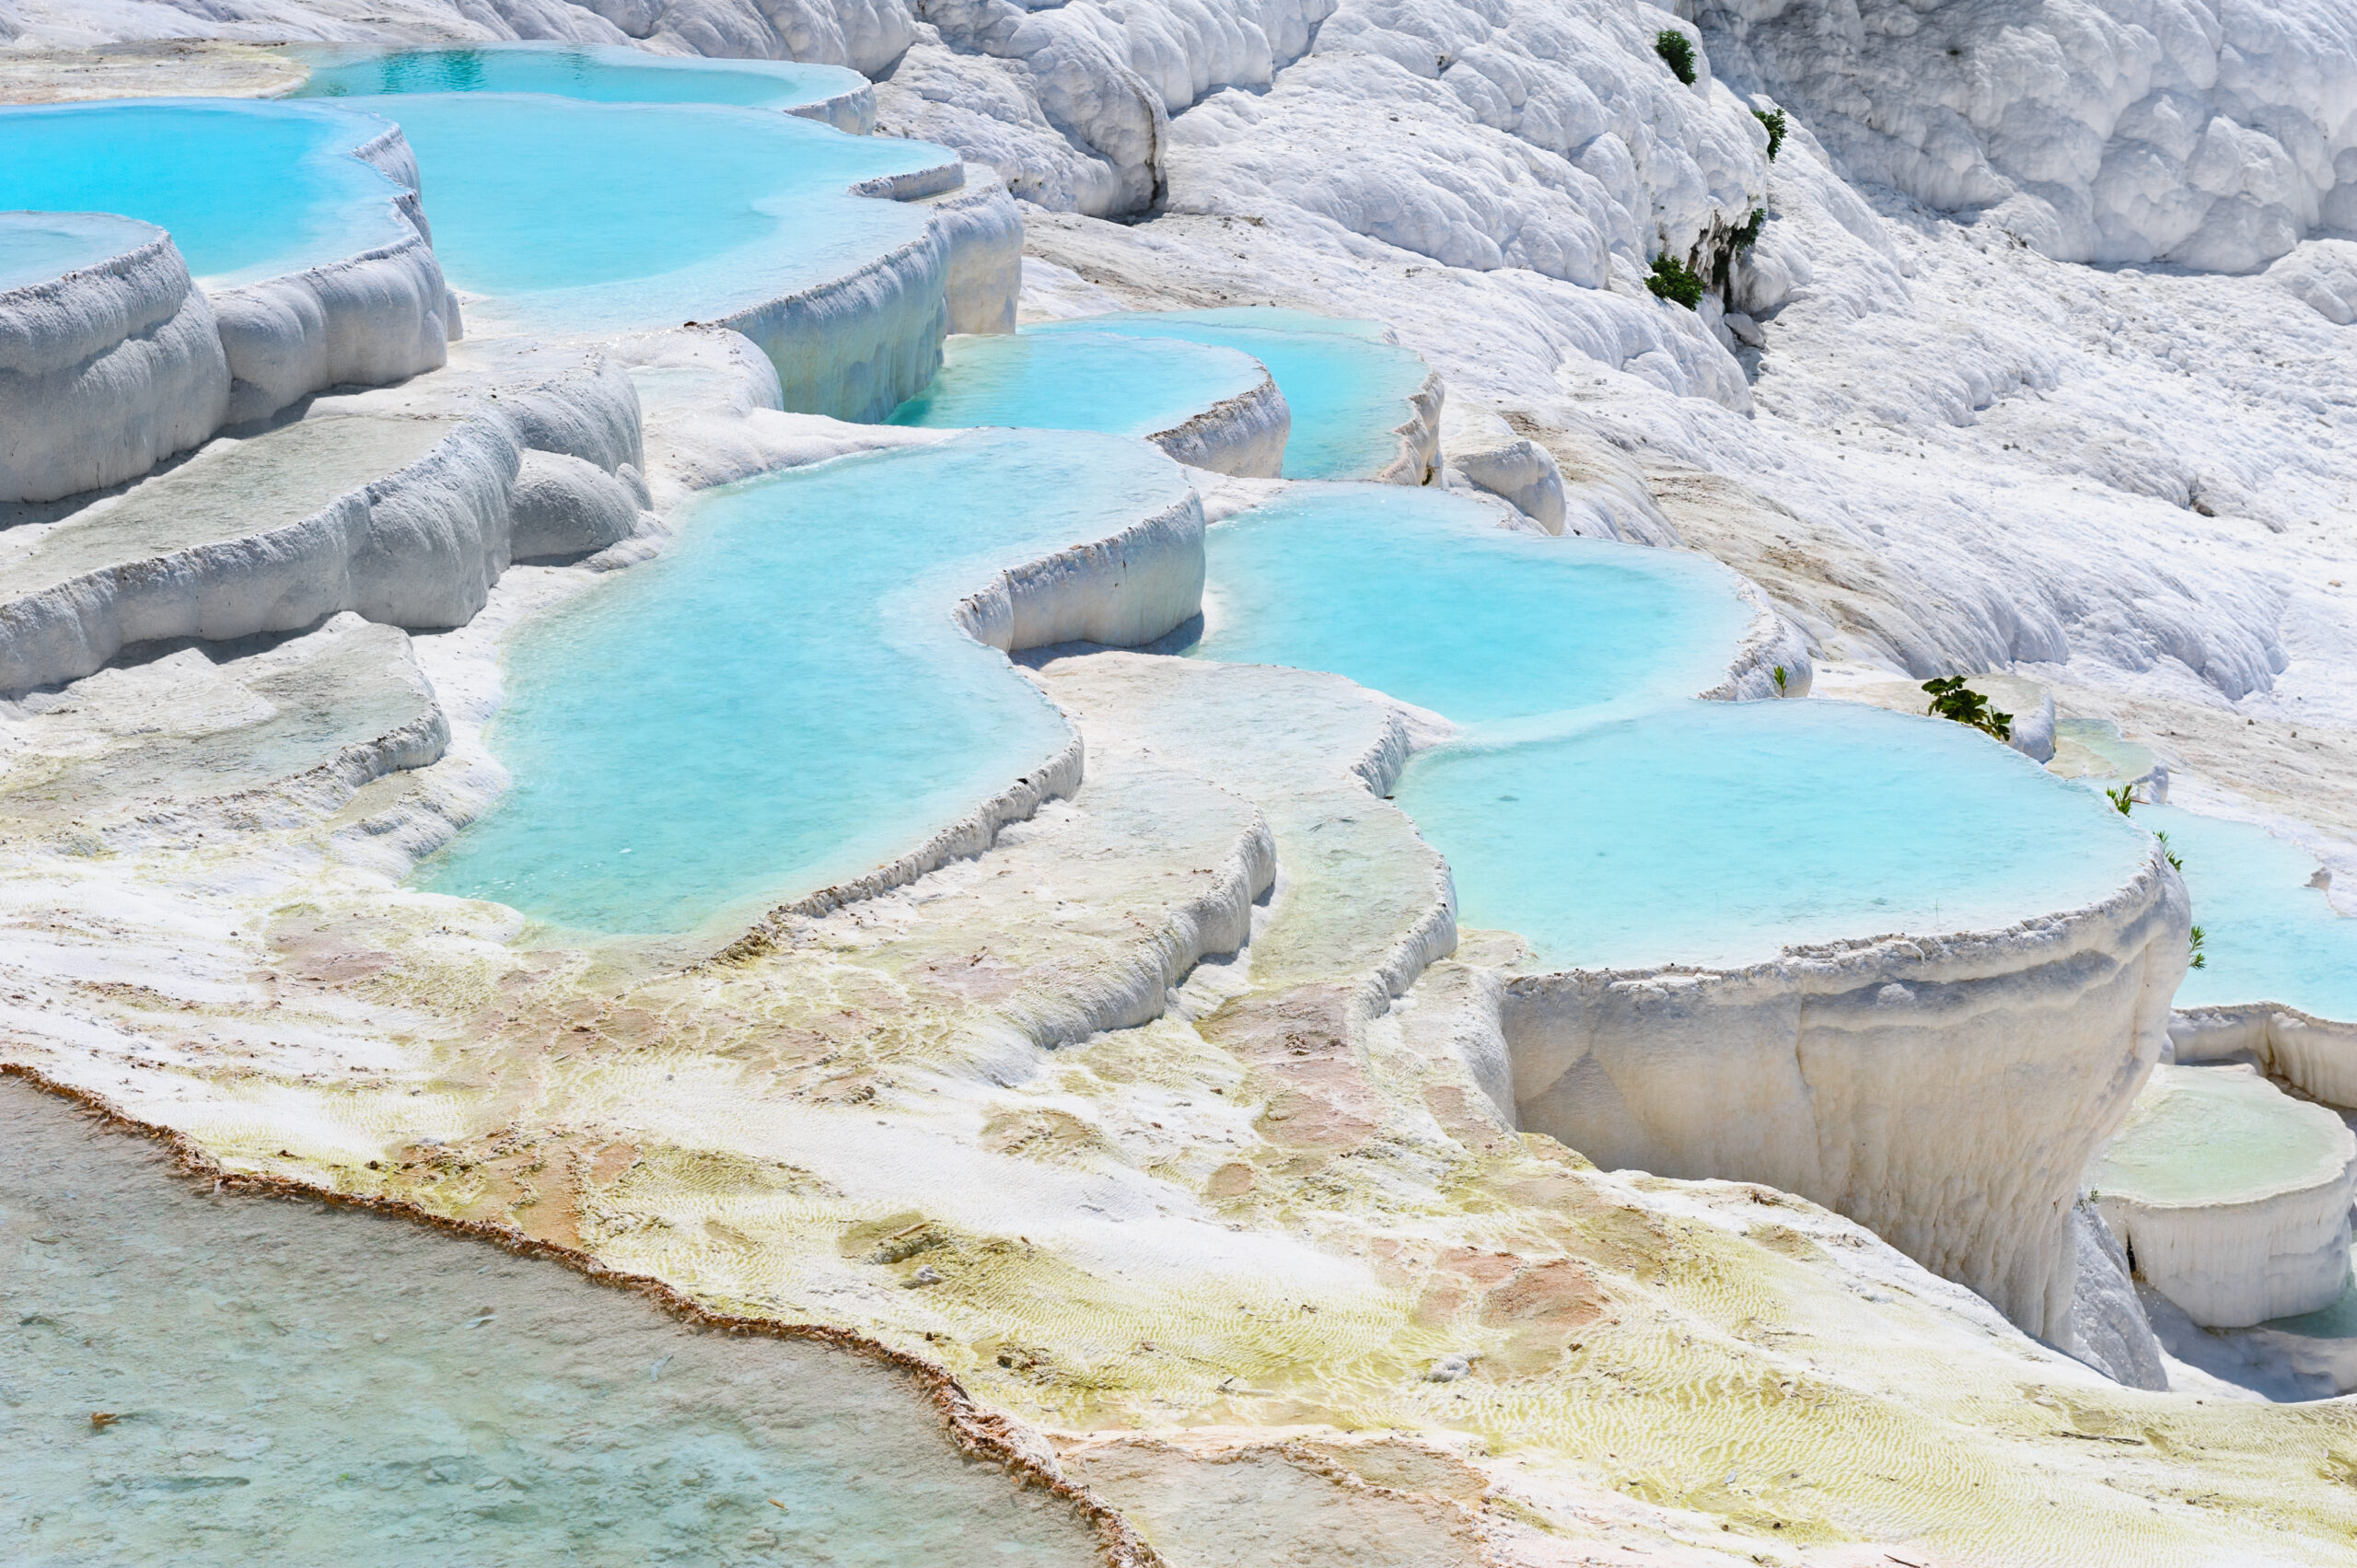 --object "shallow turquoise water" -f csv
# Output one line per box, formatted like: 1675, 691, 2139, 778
289, 41, 865, 110
0, 1075, 1108, 1566
420, 430, 1190, 936
889, 330, 1266, 437
0, 99, 414, 286
1399, 702, 2149, 969
2141, 803, 2357, 1023
352, 94, 946, 334
1028, 308, 1429, 479
2086, 1064, 2348, 1207
1190, 486, 1751, 729
0, 211, 155, 290
1188, 486, 2147, 970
